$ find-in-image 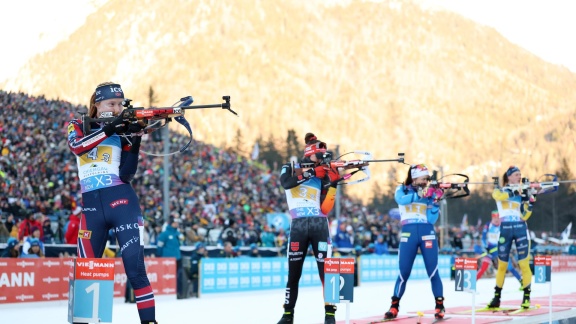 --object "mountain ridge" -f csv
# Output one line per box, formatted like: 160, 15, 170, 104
3, 0, 575, 200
